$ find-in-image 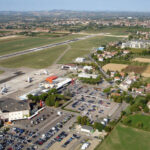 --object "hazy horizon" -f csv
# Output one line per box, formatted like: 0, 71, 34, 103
0, 0, 150, 12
